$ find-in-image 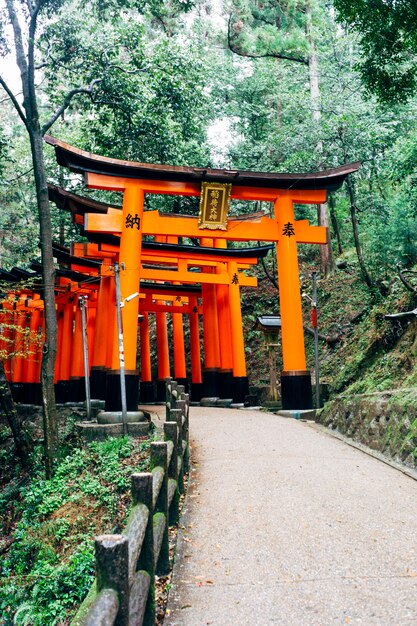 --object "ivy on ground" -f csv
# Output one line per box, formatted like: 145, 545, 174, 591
0, 436, 150, 626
